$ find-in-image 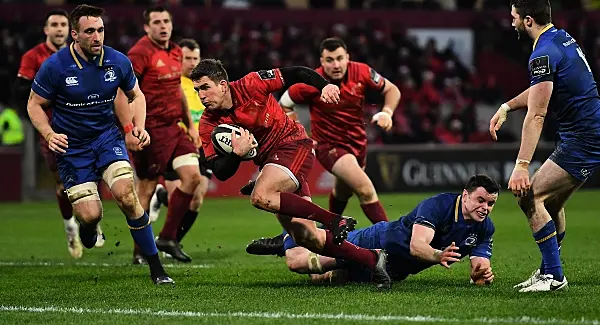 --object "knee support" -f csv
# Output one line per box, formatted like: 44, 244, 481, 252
172, 153, 200, 170
102, 161, 134, 188
66, 182, 100, 204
